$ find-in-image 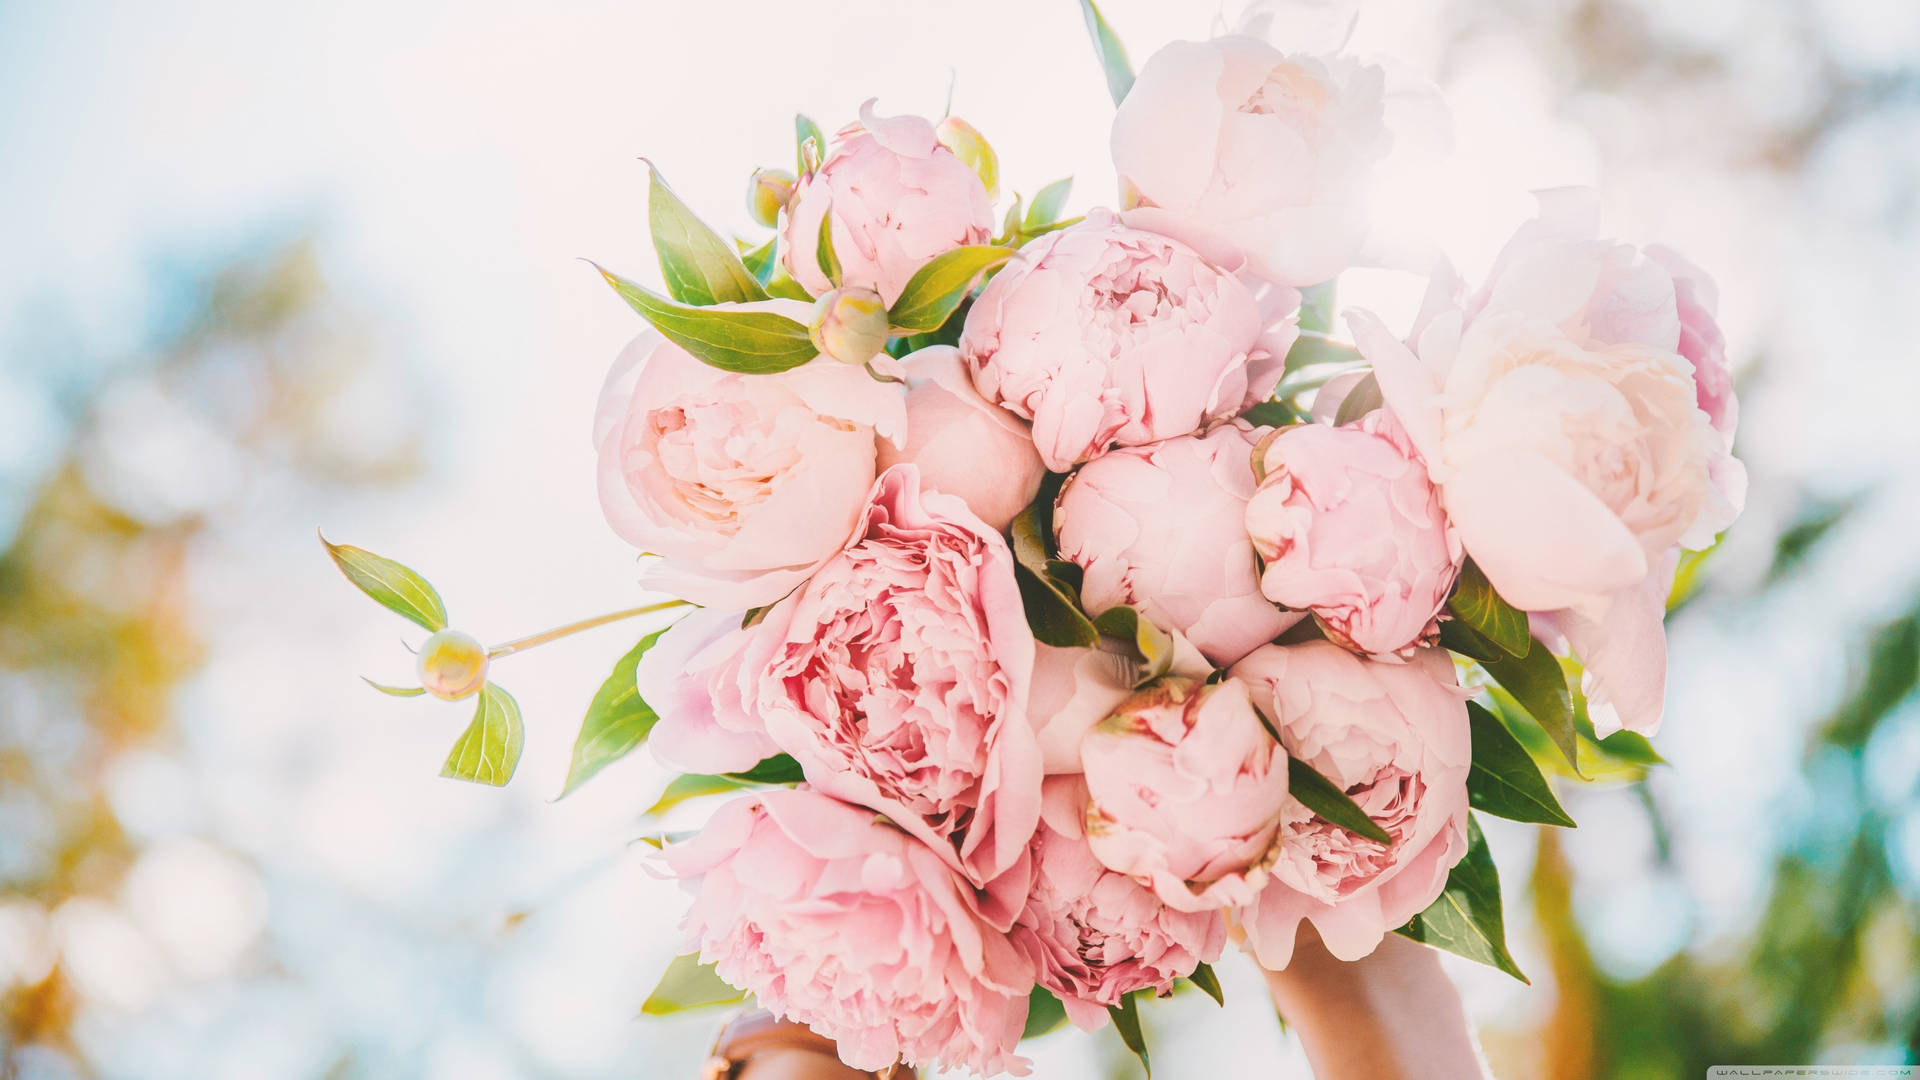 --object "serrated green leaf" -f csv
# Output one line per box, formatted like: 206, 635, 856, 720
887, 246, 1015, 334
557, 630, 668, 798
1332, 372, 1382, 426
1025, 177, 1073, 229
1467, 702, 1575, 827
1010, 477, 1098, 648
795, 113, 826, 176
1297, 280, 1337, 335
1397, 815, 1528, 982
1186, 961, 1224, 1006
646, 163, 768, 306
1449, 561, 1531, 658
641, 953, 747, 1016
814, 205, 841, 288
1480, 635, 1581, 776
1022, 986, 1070, 1040
1287, 757, 1392, 845
362, 677, 425, 698
1107, 989, 1150, 1076
1077, 0, 1135, 107
596, 264, 818, 374
320, 533, 448, 632
441, 684, 524, 787
739, 236, 778, 286
1092, 605, 1174, 688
